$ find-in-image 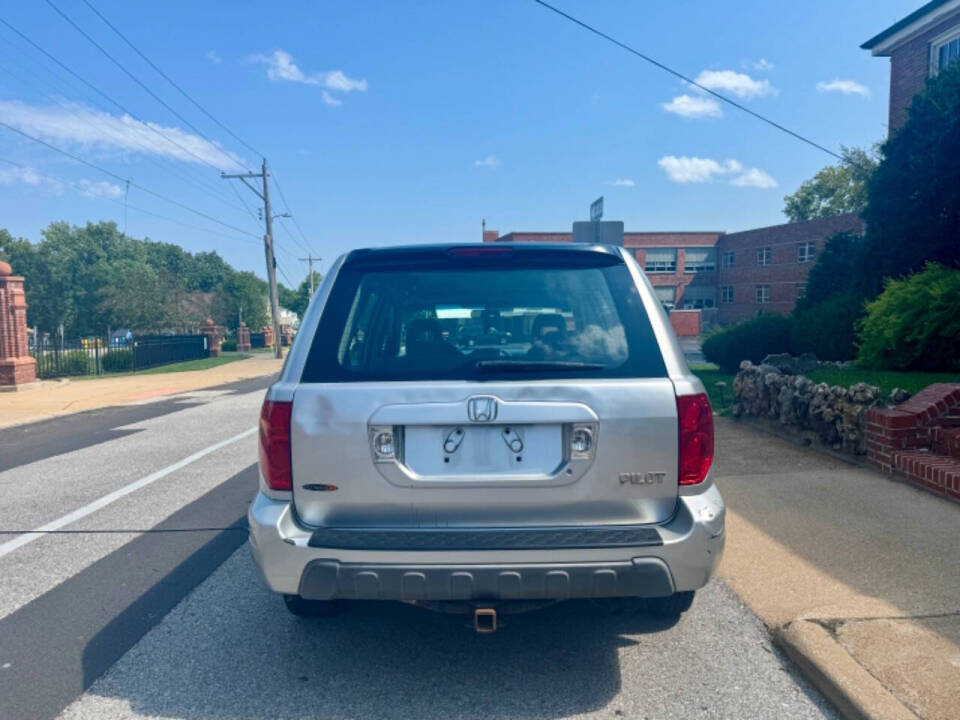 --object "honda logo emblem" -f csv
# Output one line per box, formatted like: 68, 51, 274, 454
467, 396, 498, 423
